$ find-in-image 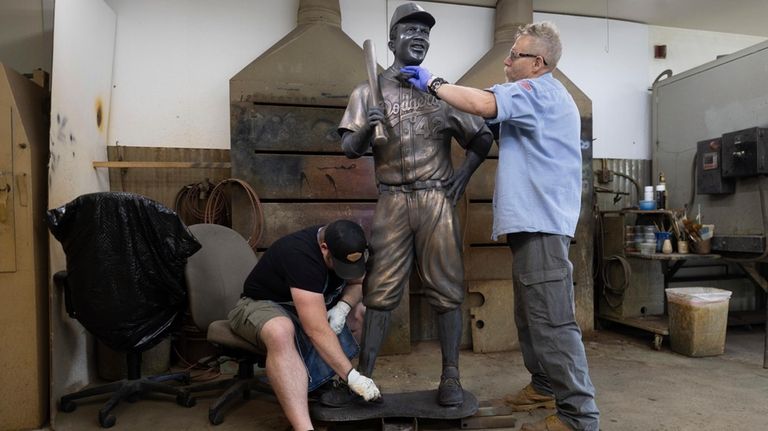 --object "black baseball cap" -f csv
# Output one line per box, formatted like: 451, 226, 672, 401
324, 220, 368, 280
390, 2, 435, 33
